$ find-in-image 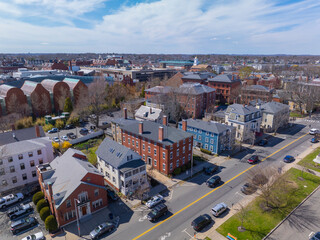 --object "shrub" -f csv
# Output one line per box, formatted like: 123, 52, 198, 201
35, 118, 45, 126
63, 97, 73, 112
32, 191, 44, 205
45, 215, 58, 232
15, 117, 34, 129
55, 119, 65, 129
200, 148, 212, 155
173, 167, 181, 176
36, 199, 49, 212
61, 141, 72, 149
67, 116, 79, 126
40, 207, 51, 221
43, 124, 54, 132
181, 165, 187, 172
